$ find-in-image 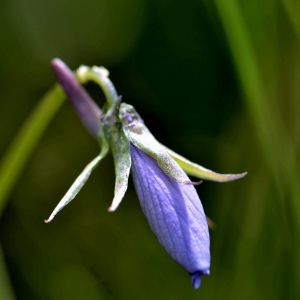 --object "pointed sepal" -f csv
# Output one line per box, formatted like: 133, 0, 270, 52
165, 147, 247, 182
119, 104, 200, 186
45, 132, 109, 223
102, 98, 131, 212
